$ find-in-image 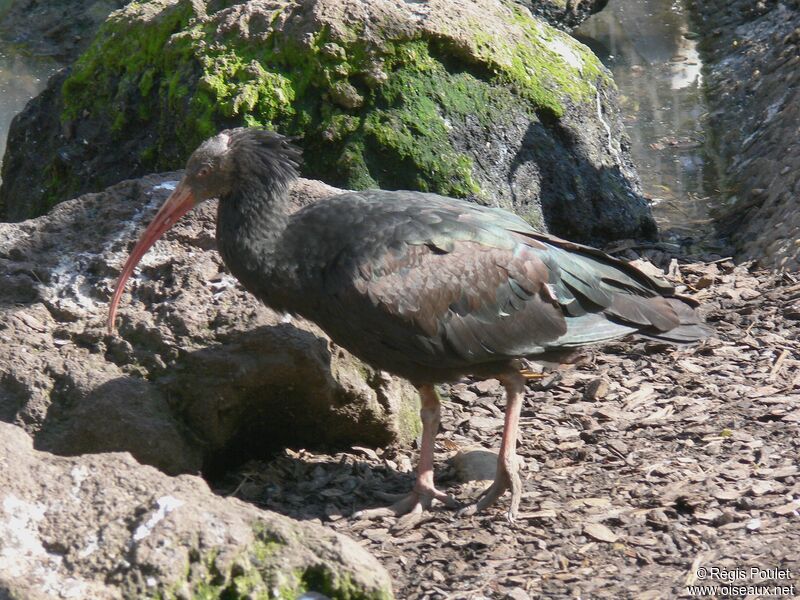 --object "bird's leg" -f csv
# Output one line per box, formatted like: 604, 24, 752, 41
460, 372, 525, 522
355, 385, 456, 523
